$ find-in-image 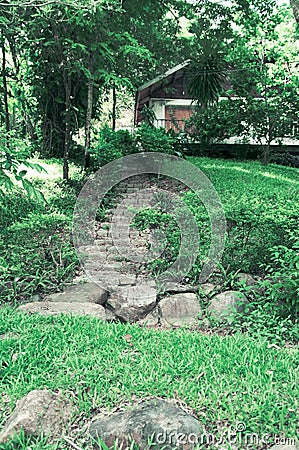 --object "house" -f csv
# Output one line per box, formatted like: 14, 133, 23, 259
135, 61, 299, 152
135, 61, 194, 131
